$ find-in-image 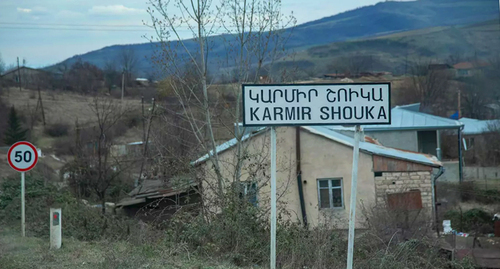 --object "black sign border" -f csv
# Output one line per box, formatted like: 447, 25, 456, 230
242, 82, 392, 127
